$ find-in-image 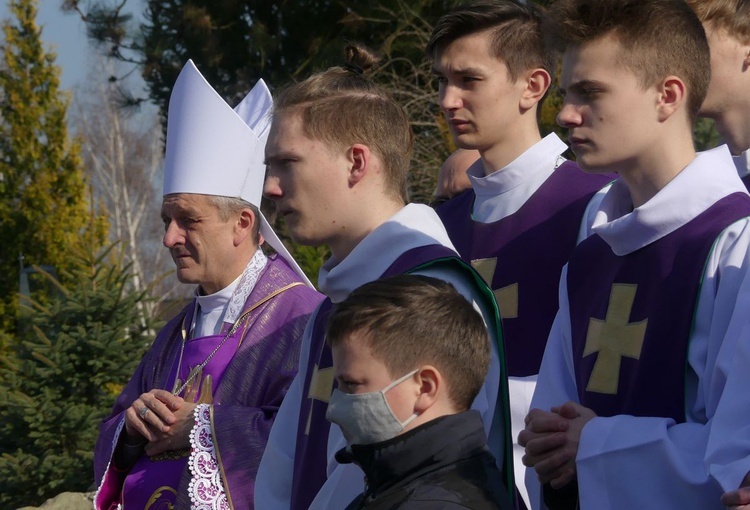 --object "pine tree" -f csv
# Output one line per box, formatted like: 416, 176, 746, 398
0, 0, 107, 332
0, 241, 158, 507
